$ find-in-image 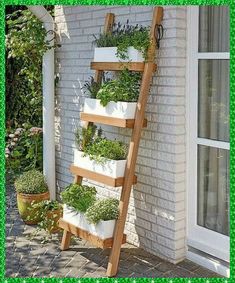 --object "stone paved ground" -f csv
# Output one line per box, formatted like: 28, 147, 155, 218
6, 184, 222, 278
